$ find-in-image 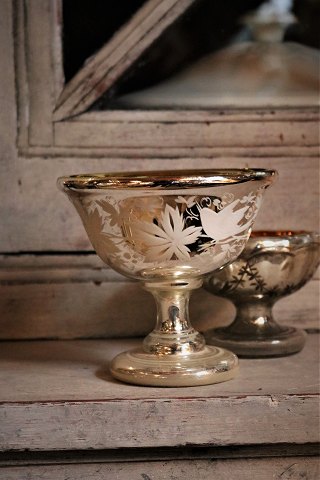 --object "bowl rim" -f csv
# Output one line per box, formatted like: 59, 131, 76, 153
58, 168, 277, 191
247, 230, 319, 249
250, 230, 313, 238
